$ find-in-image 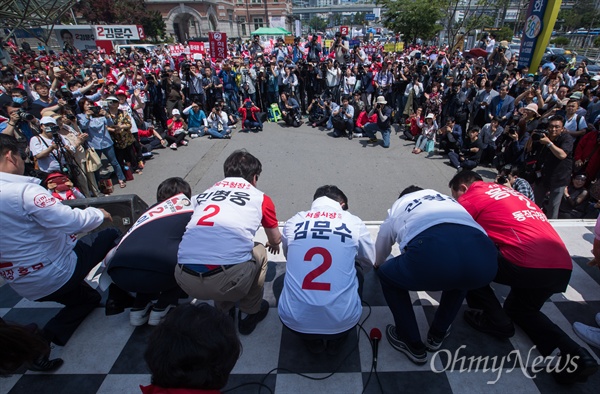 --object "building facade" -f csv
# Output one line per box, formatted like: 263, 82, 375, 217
144, 0, 292, 41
